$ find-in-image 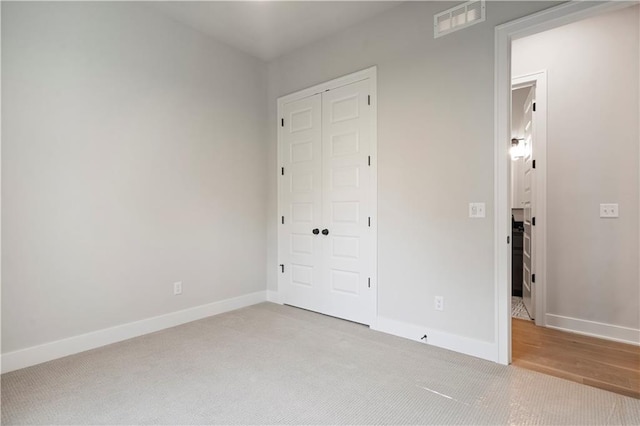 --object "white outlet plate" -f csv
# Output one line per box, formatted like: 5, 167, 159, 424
434, 296, 444, 311
469, 202, 486, 218
600, 203, 619, 218
173, 281, 183, 295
